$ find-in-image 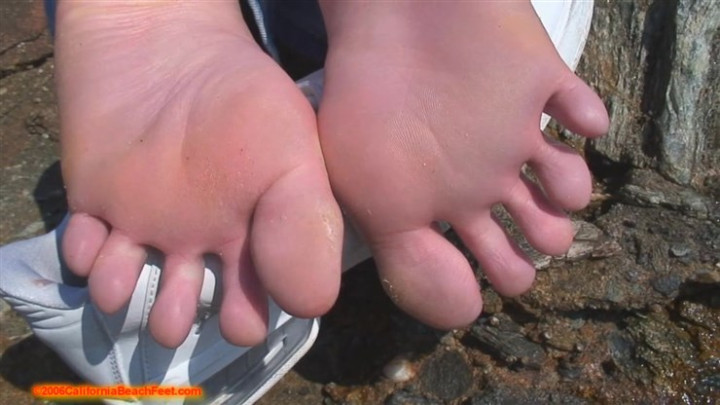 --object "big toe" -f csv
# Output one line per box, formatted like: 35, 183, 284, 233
251, 164, 343, 319
370, 226, 483, 329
